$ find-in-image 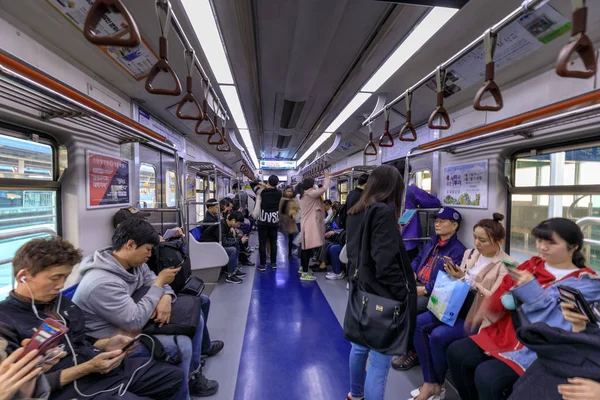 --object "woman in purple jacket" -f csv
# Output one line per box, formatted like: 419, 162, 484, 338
392, 207, 466, 371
